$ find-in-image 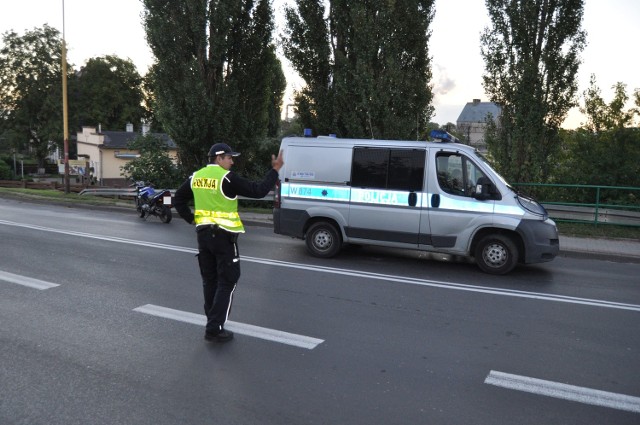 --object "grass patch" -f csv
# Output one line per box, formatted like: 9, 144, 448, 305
0, 187, 132, 206
556, 221, 640, 240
